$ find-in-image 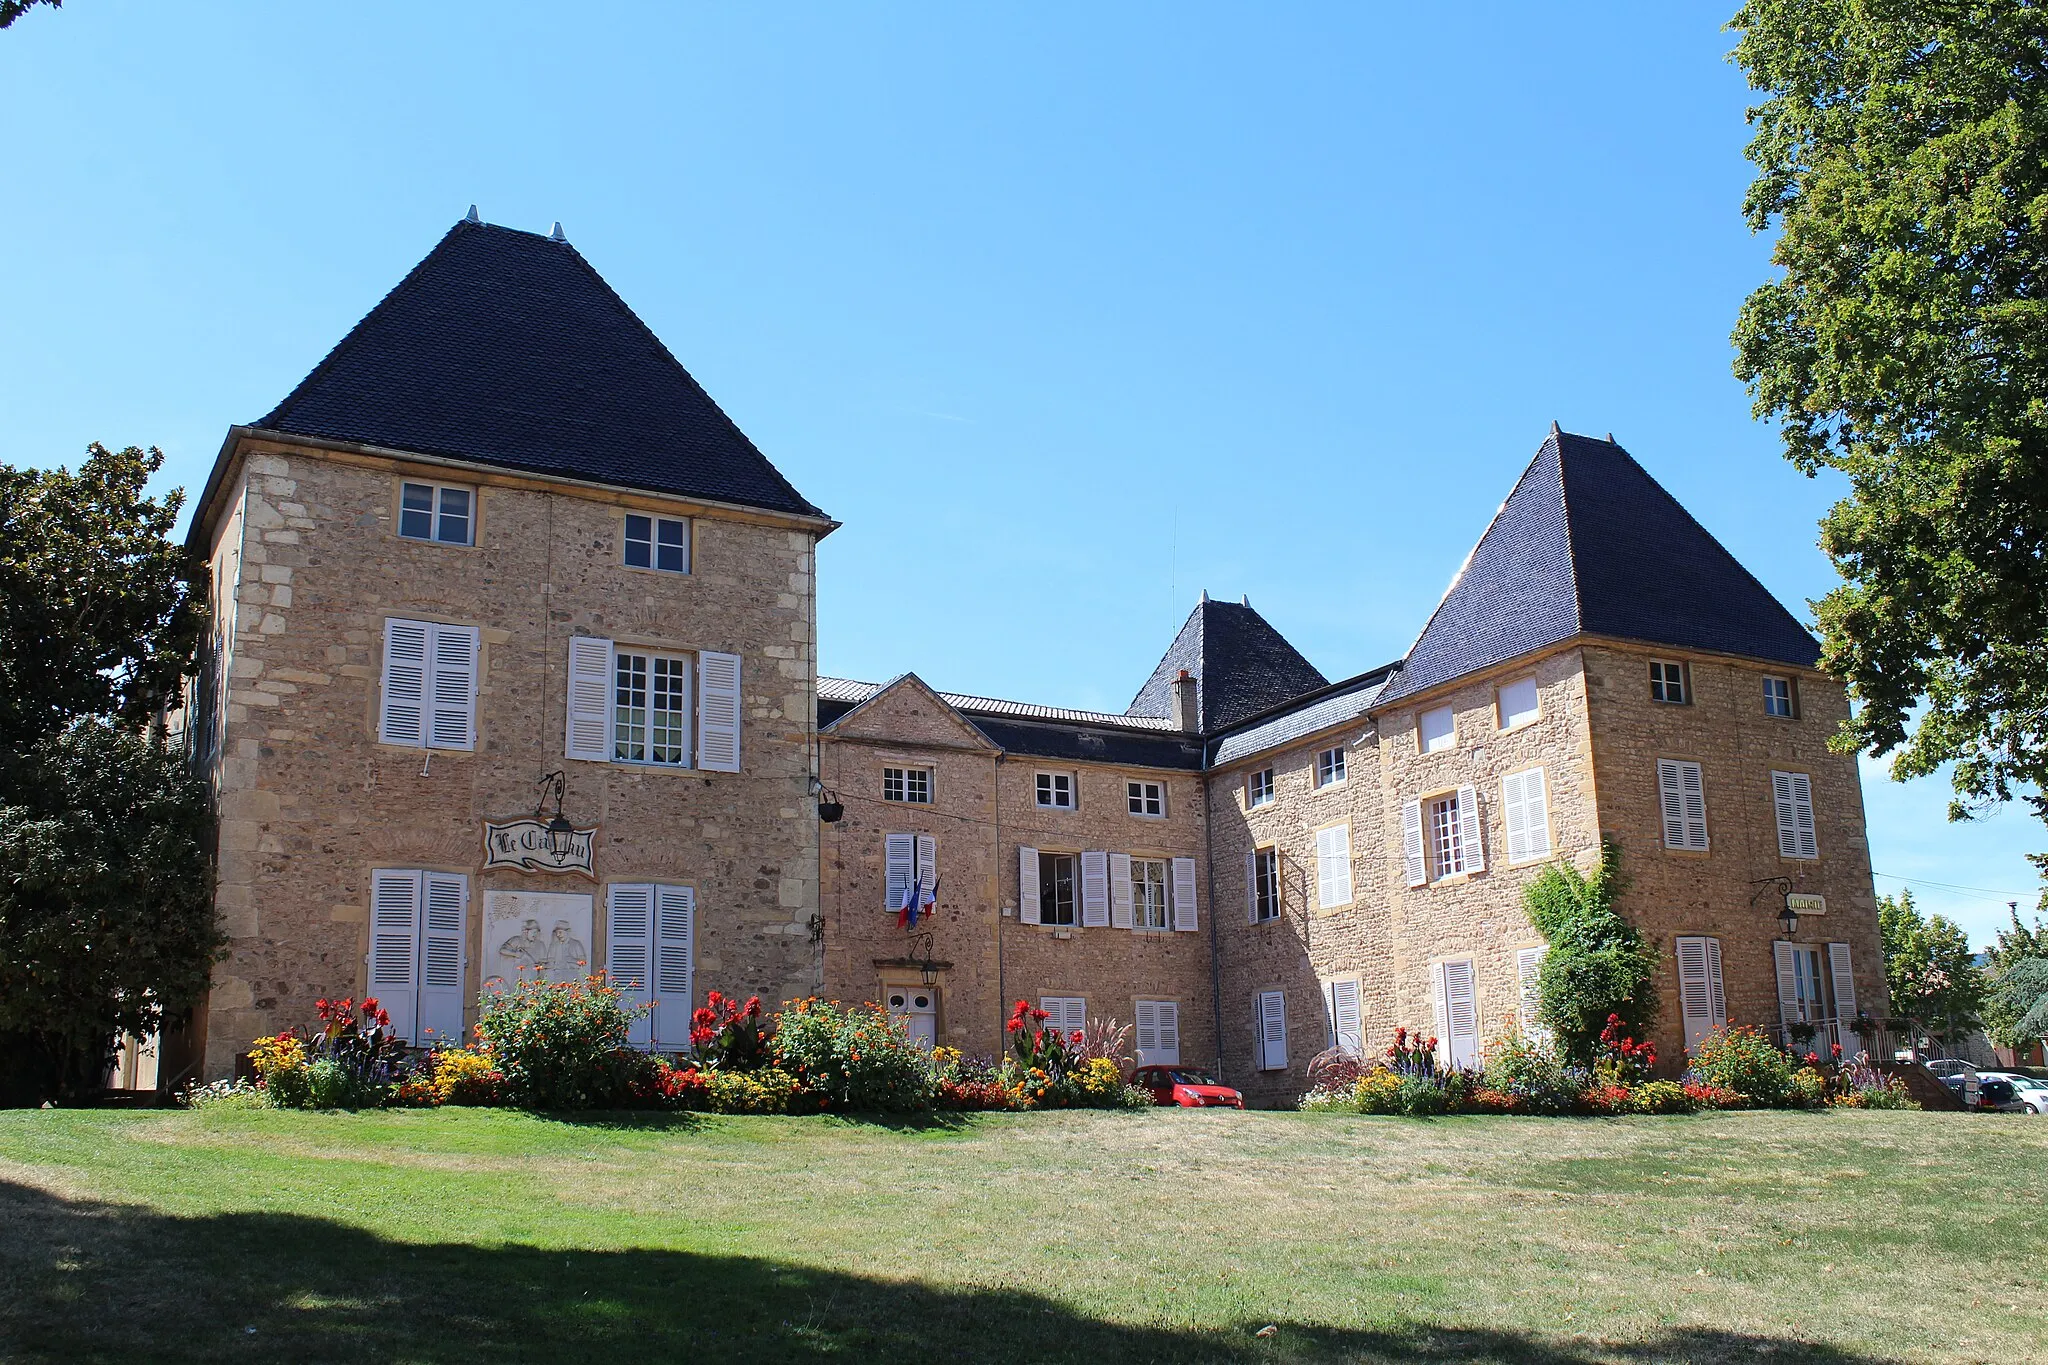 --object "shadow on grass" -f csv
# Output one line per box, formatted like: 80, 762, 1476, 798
0, 1179, 1894, 1365
535, 1108, 985, 1133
